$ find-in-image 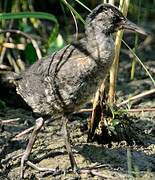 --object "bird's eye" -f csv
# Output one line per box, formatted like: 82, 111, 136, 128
113, 16, 121, 24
